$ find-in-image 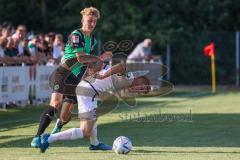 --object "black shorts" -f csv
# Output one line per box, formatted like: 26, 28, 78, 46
49, 66, 87, 104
